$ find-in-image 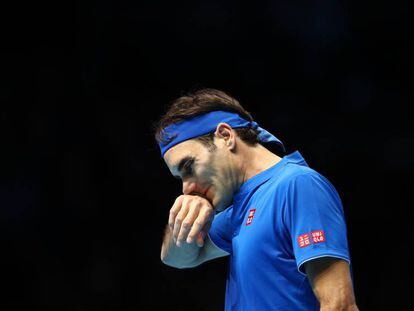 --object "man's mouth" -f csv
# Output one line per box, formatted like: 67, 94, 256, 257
203, 186, 210, 198
193, 187, 213, 206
